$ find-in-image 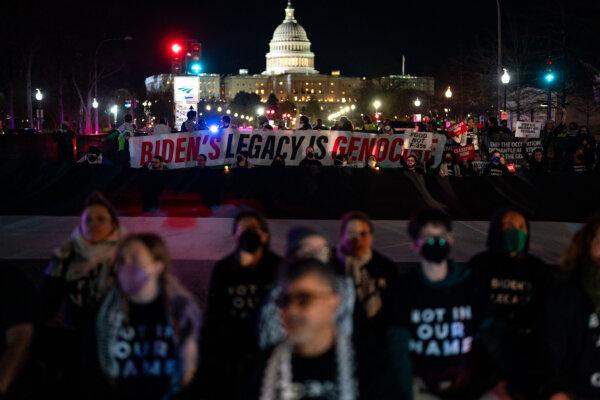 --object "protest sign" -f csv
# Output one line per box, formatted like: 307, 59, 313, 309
452, 144, 476, 161
487, 139, 543, 164
128, 129, 447, 169
515, 121, 542, 138
447, 121, 468, 138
